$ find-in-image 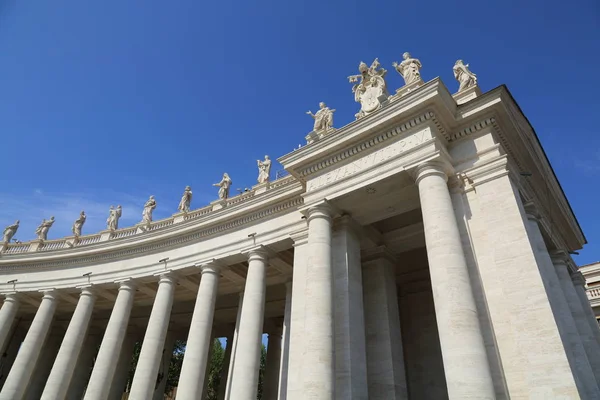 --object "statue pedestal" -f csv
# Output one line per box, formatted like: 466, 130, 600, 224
253, 182, 270, 195
100, 230, 114, 242
172, 211, 187, 224
135, 222, 150, 234
453, 85, 482, 105
305, 128, 337, 144
393, 79, 424, 99
64, 235, 79, 248
211, 199, 228, 211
